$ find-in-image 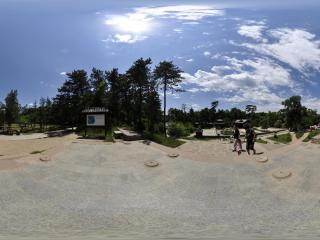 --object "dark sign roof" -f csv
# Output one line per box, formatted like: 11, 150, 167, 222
82, 107, 108, 113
